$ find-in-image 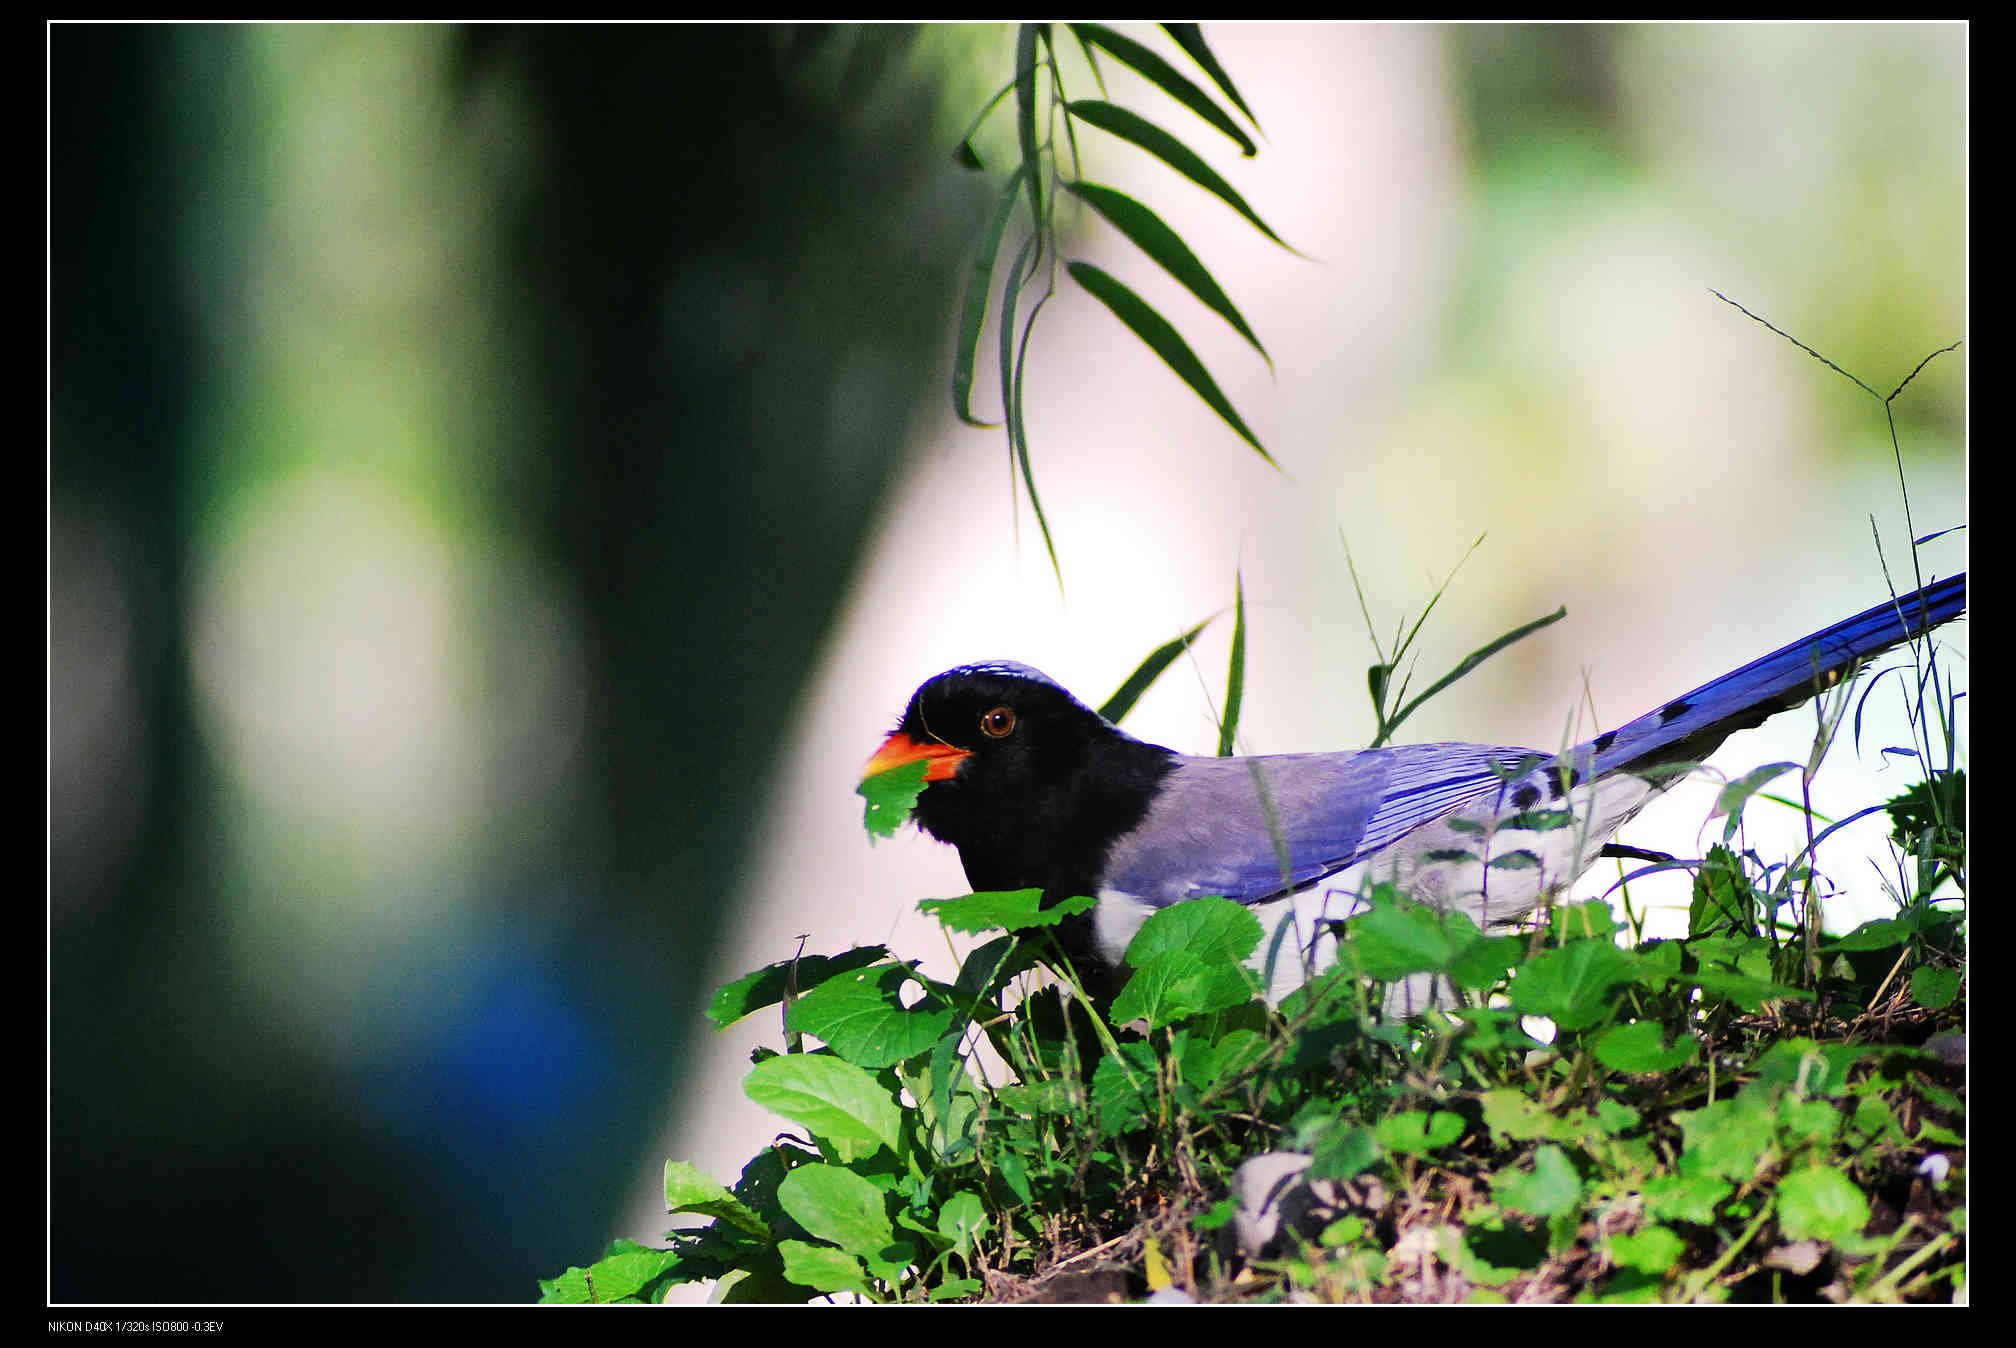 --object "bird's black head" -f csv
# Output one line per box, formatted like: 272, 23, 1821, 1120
862, 662, 1176, 898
